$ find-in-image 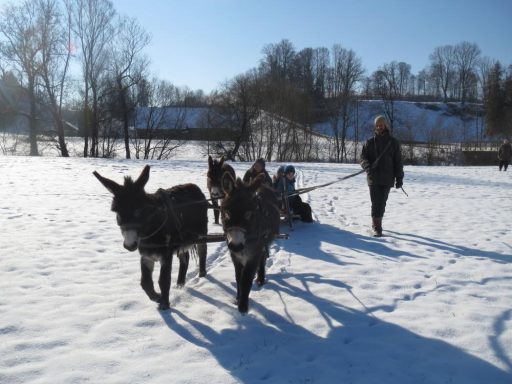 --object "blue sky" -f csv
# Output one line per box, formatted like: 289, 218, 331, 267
5, 0, 509, 94
109, 0, 511, 93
